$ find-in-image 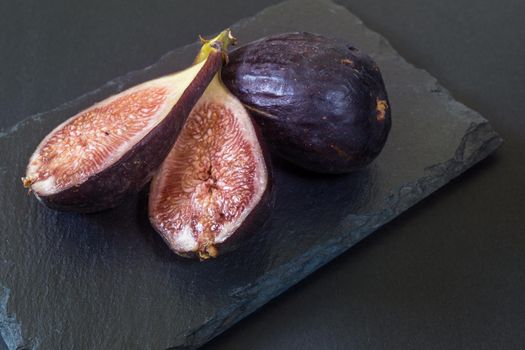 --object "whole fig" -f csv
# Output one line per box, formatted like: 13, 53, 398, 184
222, 32, 391, 173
